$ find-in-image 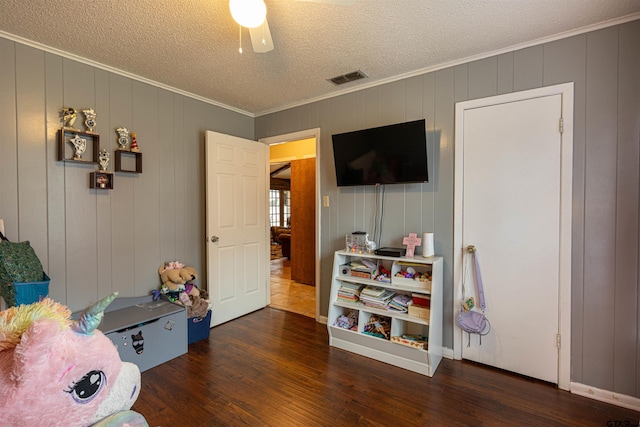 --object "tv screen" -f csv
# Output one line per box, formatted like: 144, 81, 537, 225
332, 119, 428, 187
